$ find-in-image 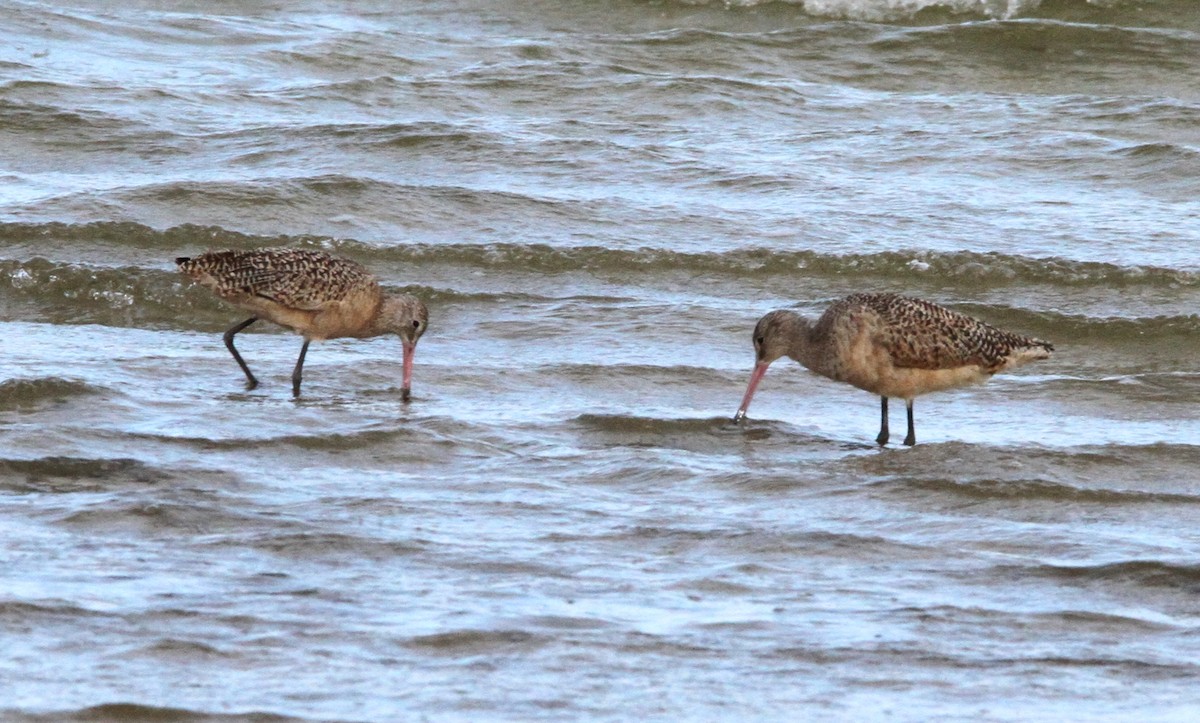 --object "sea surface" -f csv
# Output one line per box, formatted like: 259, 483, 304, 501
2, 0, 1199, 720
